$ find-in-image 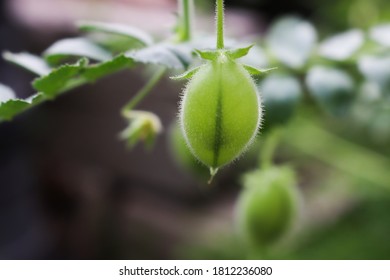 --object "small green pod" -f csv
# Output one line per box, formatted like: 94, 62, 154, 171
236, 166, 300, 247
180, 56, 262, 172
